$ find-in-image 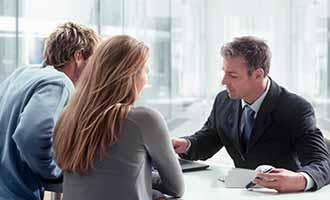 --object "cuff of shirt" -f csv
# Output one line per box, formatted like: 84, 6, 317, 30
299, 172, 314, 191
185, 139, 191, 152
